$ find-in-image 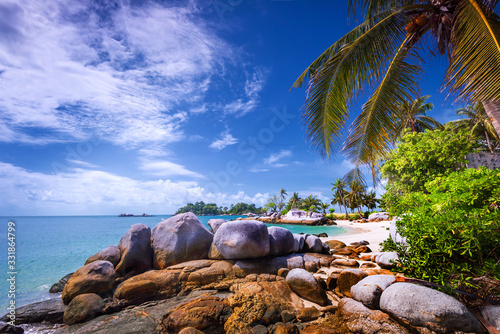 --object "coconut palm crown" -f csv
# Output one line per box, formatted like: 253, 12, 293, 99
293, 0, 500, 171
